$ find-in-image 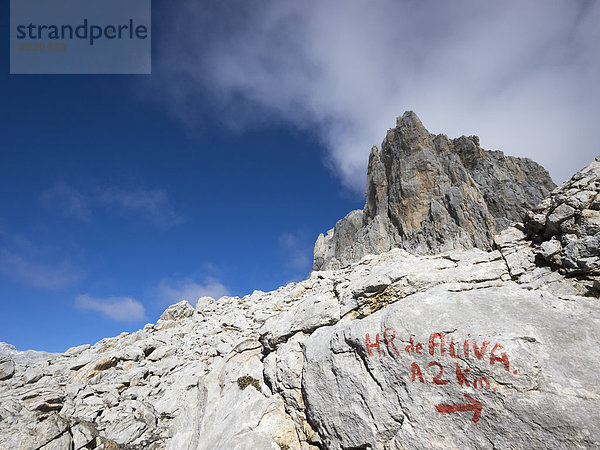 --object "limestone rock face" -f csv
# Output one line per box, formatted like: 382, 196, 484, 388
302, 286, 600, 449
313, 112, 555, 271
0, 358, 15, 381
2, 238, 598, 448
524, 157, 600, 292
